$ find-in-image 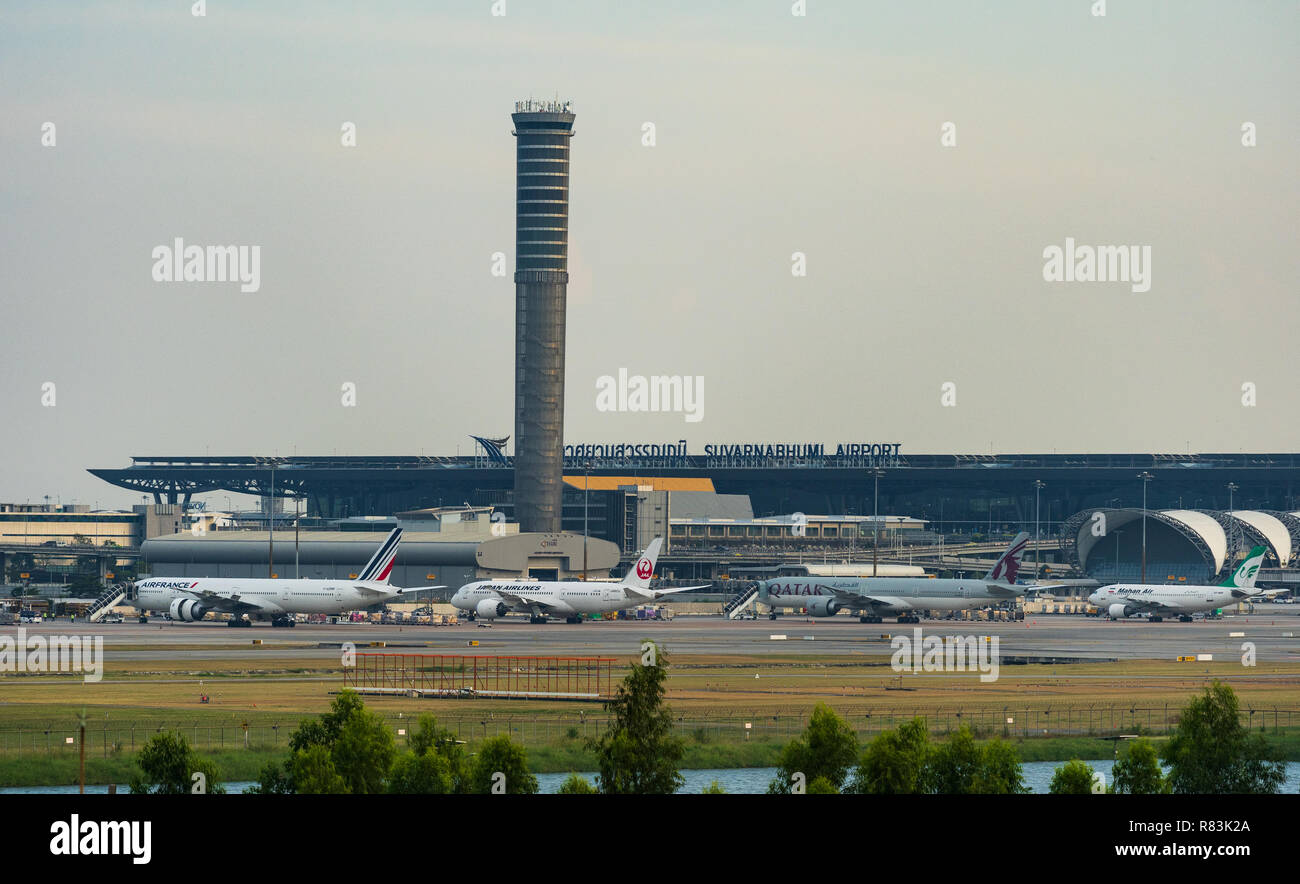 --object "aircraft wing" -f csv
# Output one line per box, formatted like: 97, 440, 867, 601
493, 589, 558, 612
186, 590, 264, 614
638, 584, 711, 599
1001, 583, 1070, 597
815, 586, 911, 612
1114, 596, 1180, 614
